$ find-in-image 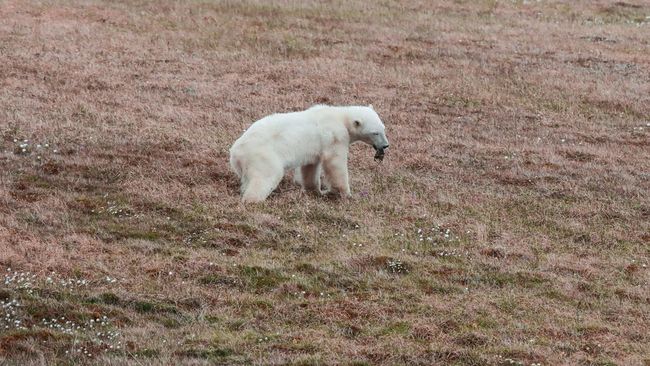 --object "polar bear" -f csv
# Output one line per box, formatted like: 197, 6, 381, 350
229, 104, 389, 203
